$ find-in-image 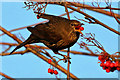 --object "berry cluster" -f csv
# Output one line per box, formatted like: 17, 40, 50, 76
48, 59, 58, 75
48, 68, 58, 75
98, 53, 120, 73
